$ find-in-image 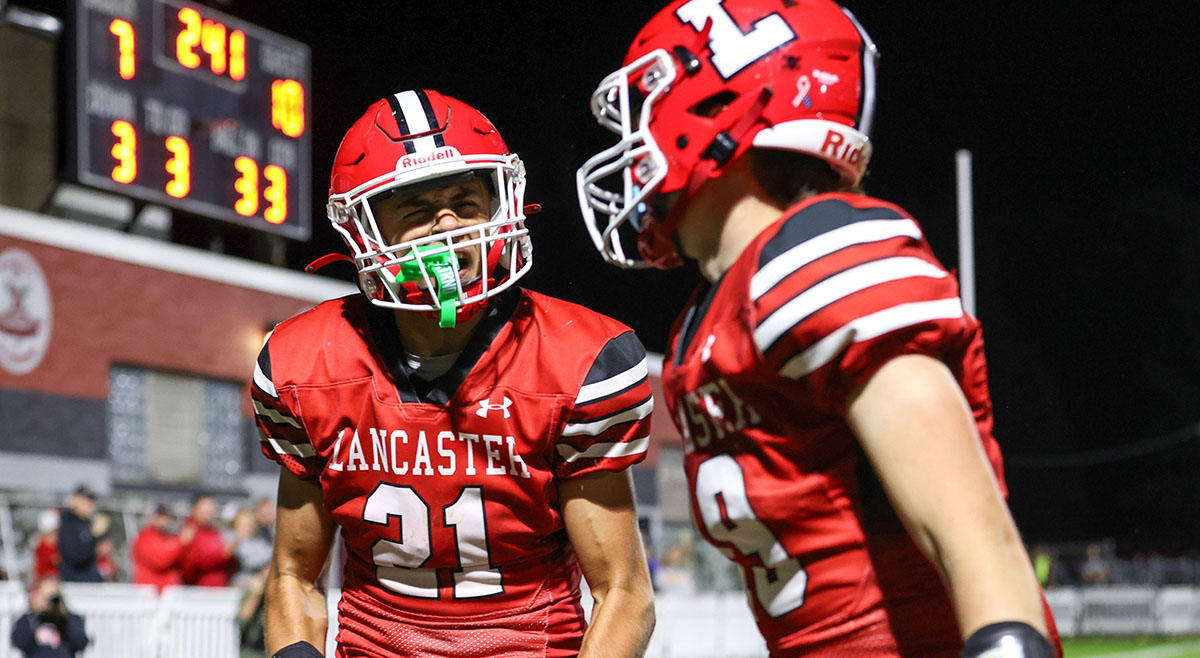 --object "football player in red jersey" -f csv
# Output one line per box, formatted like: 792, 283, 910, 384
254, 90, 655, 658
576, 2, 1062, 657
